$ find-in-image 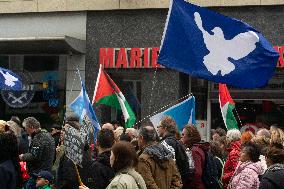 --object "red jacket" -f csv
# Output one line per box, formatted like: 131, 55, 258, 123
222, 140, 241, 189
187, 142, 209, 189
